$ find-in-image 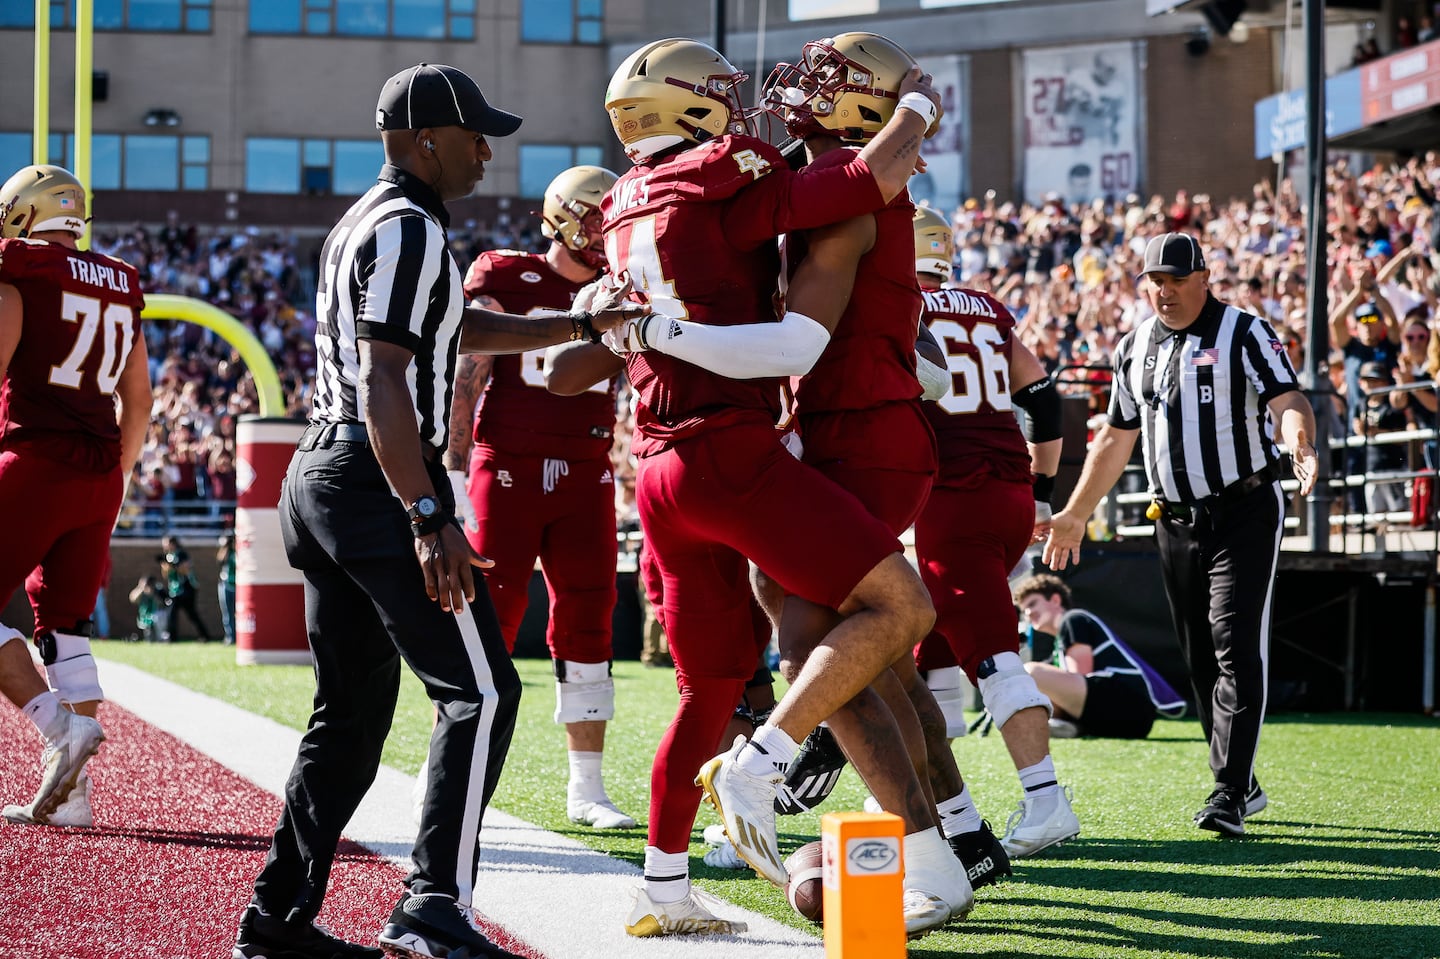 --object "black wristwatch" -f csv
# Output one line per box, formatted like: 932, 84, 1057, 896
407, 495, 447, 536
